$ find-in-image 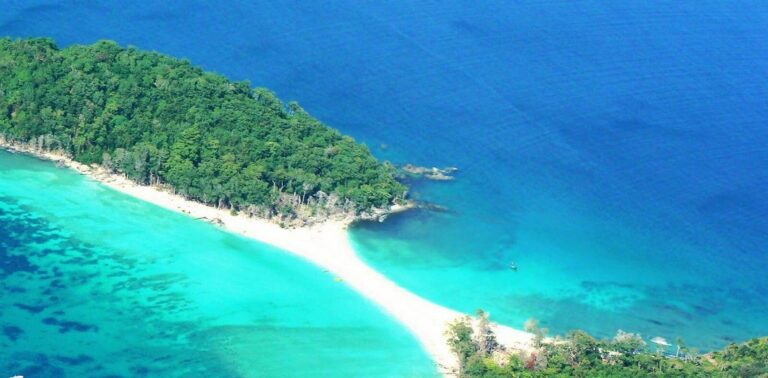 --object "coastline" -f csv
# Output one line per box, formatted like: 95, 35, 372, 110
0, 141, 533, 376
